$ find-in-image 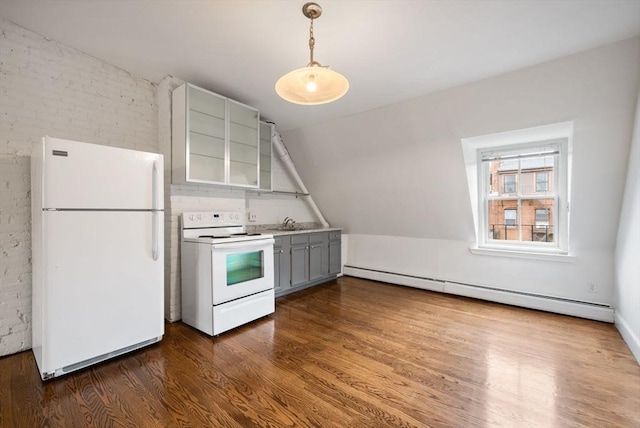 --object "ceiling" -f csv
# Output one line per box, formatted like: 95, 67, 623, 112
1, 1, 639, 131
